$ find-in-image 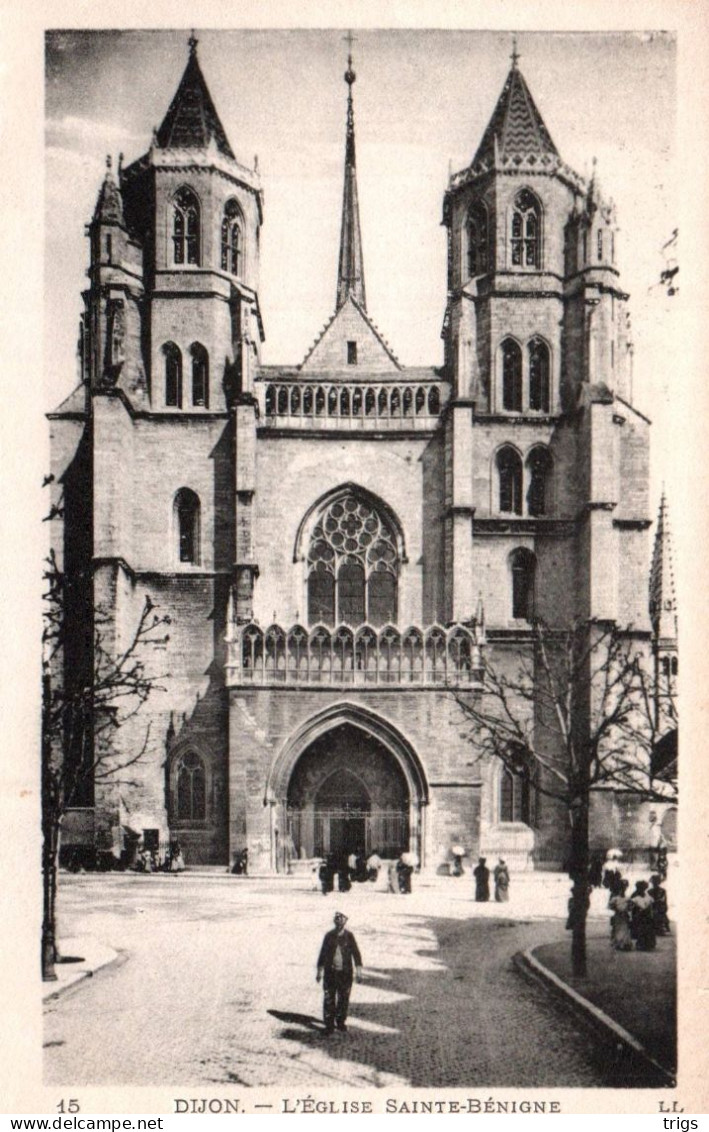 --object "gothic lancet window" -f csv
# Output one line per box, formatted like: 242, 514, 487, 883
164, 342, 183, 408
511, 189, 541, 268
501, 339, 522, 412
306, 493, 399, 627
497, 447, 523, 515
175, 488, 200, 565
527, 446, 553, 517
221, 200, 242, 276
466, 202, 489, 278
510, 548, 536, 620
175, 751, 206, 821
172, 187, 201, 266
191, 343, 209, 408
500, 764, 532, 824
528, 338, 550, 412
